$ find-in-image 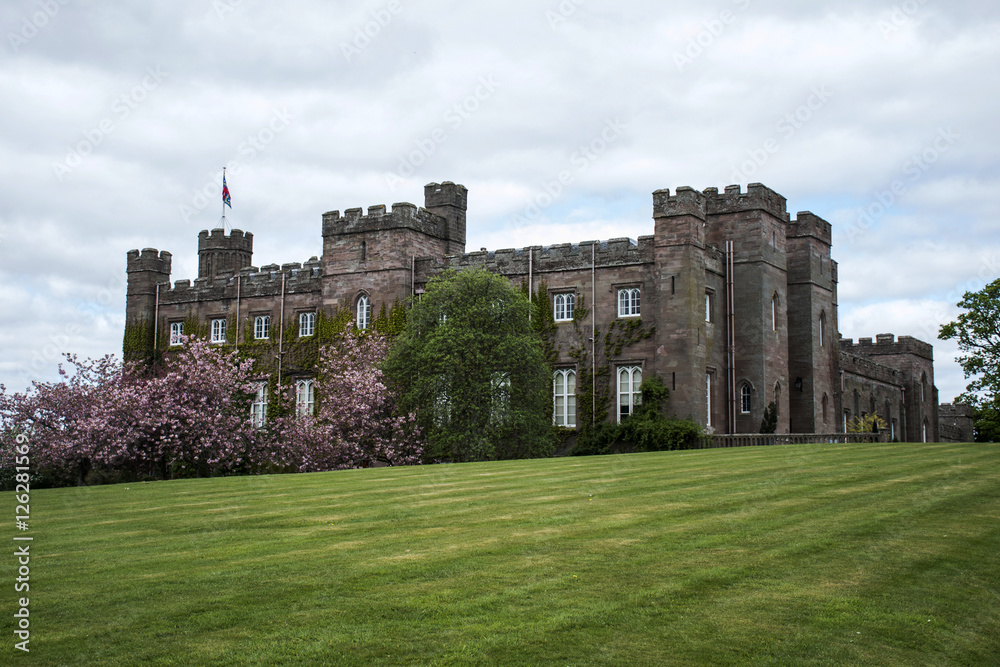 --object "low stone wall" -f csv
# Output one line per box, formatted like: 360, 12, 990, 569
696, 432, 885, 449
